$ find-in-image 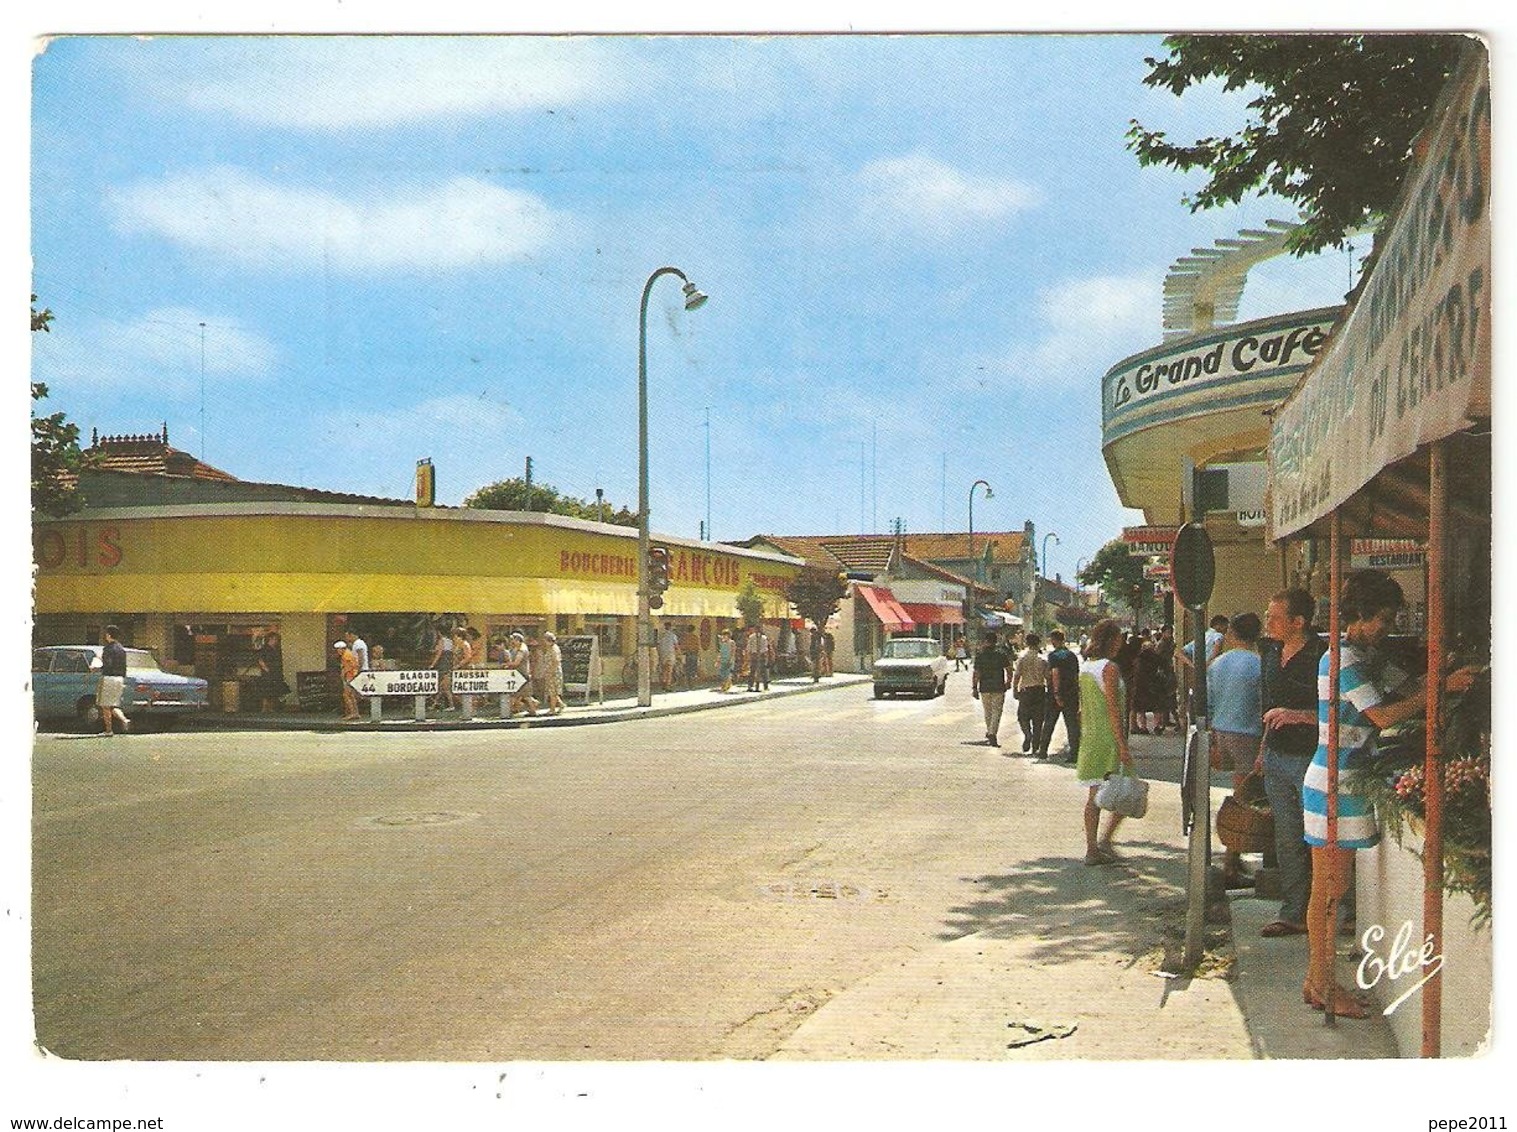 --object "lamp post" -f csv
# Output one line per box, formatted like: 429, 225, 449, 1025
637, 266, 708, 708
1074, 556, 1089, 593
967, 479, 993, 574
1042, 531, 1060, 580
